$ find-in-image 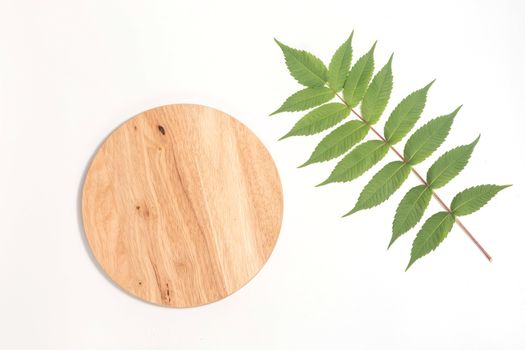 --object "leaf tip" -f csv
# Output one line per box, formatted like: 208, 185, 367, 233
274, 38, 286, 50
451, 105, 463, 117
315, 179, 330, 187
278, 133, 291, 141
297, 160, 310, 168
342, 206, 359, 217
270, 107, 284, 116
424, 79, 436, 91
405, 258, 416, 271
